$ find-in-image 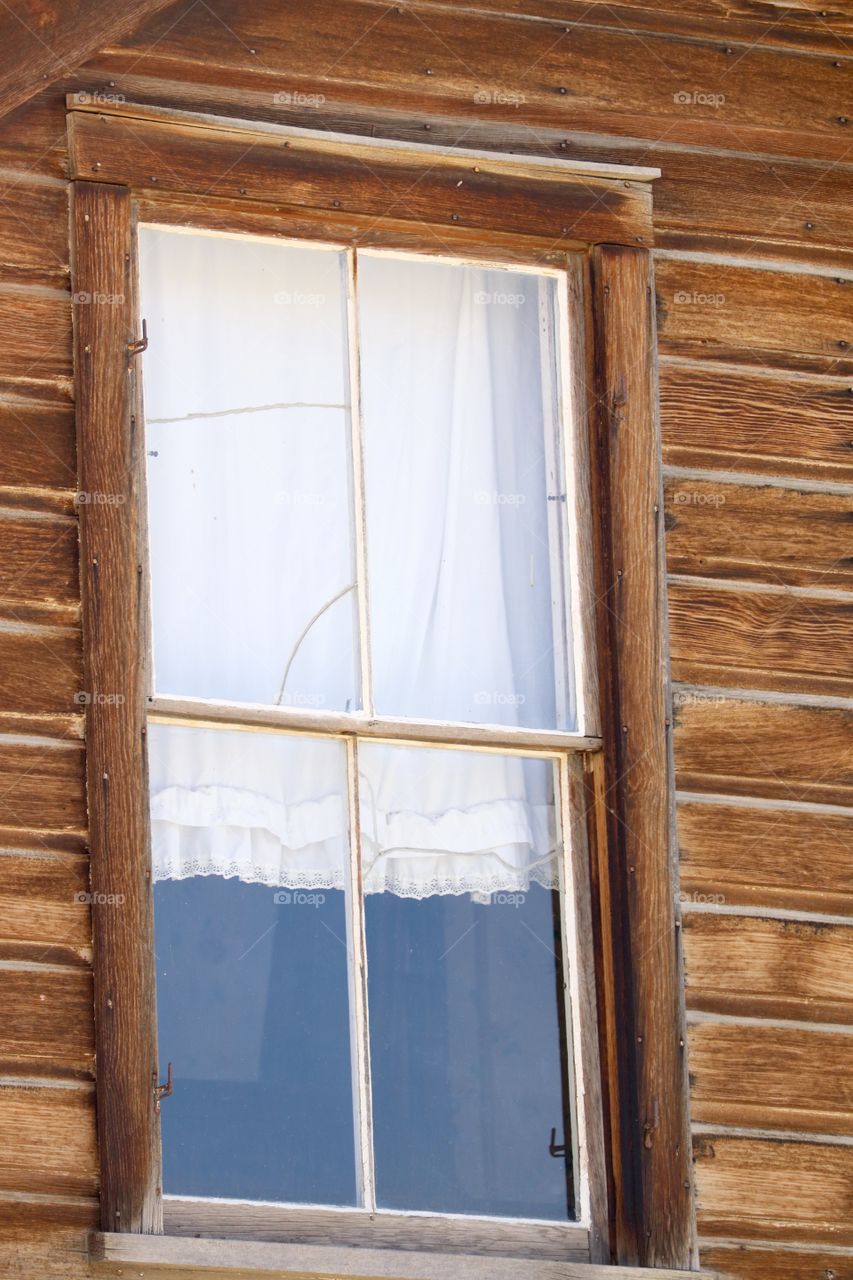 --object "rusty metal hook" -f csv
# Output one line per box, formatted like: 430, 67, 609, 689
549, 1127, 567, 1158
128, 317, 148, 357
154, 1061, 173, 1113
